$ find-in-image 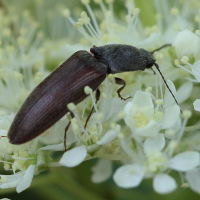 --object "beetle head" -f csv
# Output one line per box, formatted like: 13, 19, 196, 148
90, 45, 103, 58
140, 48, 156, 68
